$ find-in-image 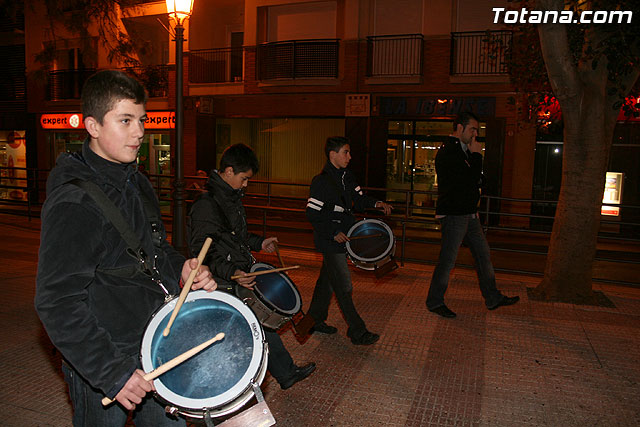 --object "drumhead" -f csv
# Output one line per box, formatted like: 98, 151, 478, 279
141, 290, 265, 411
346, 219, 395, 263
250, 262, 301, 315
